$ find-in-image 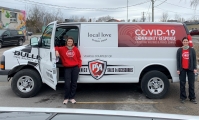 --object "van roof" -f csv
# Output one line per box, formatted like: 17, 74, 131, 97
58, 22, 184, 26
